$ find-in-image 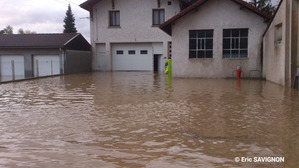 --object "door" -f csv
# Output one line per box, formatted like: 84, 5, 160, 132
33, 55, 60, 77
112, 43, 153, 71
